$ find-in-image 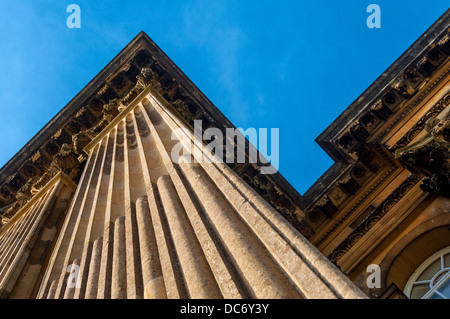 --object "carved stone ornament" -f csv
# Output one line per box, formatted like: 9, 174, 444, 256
397, 114, 450, 197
